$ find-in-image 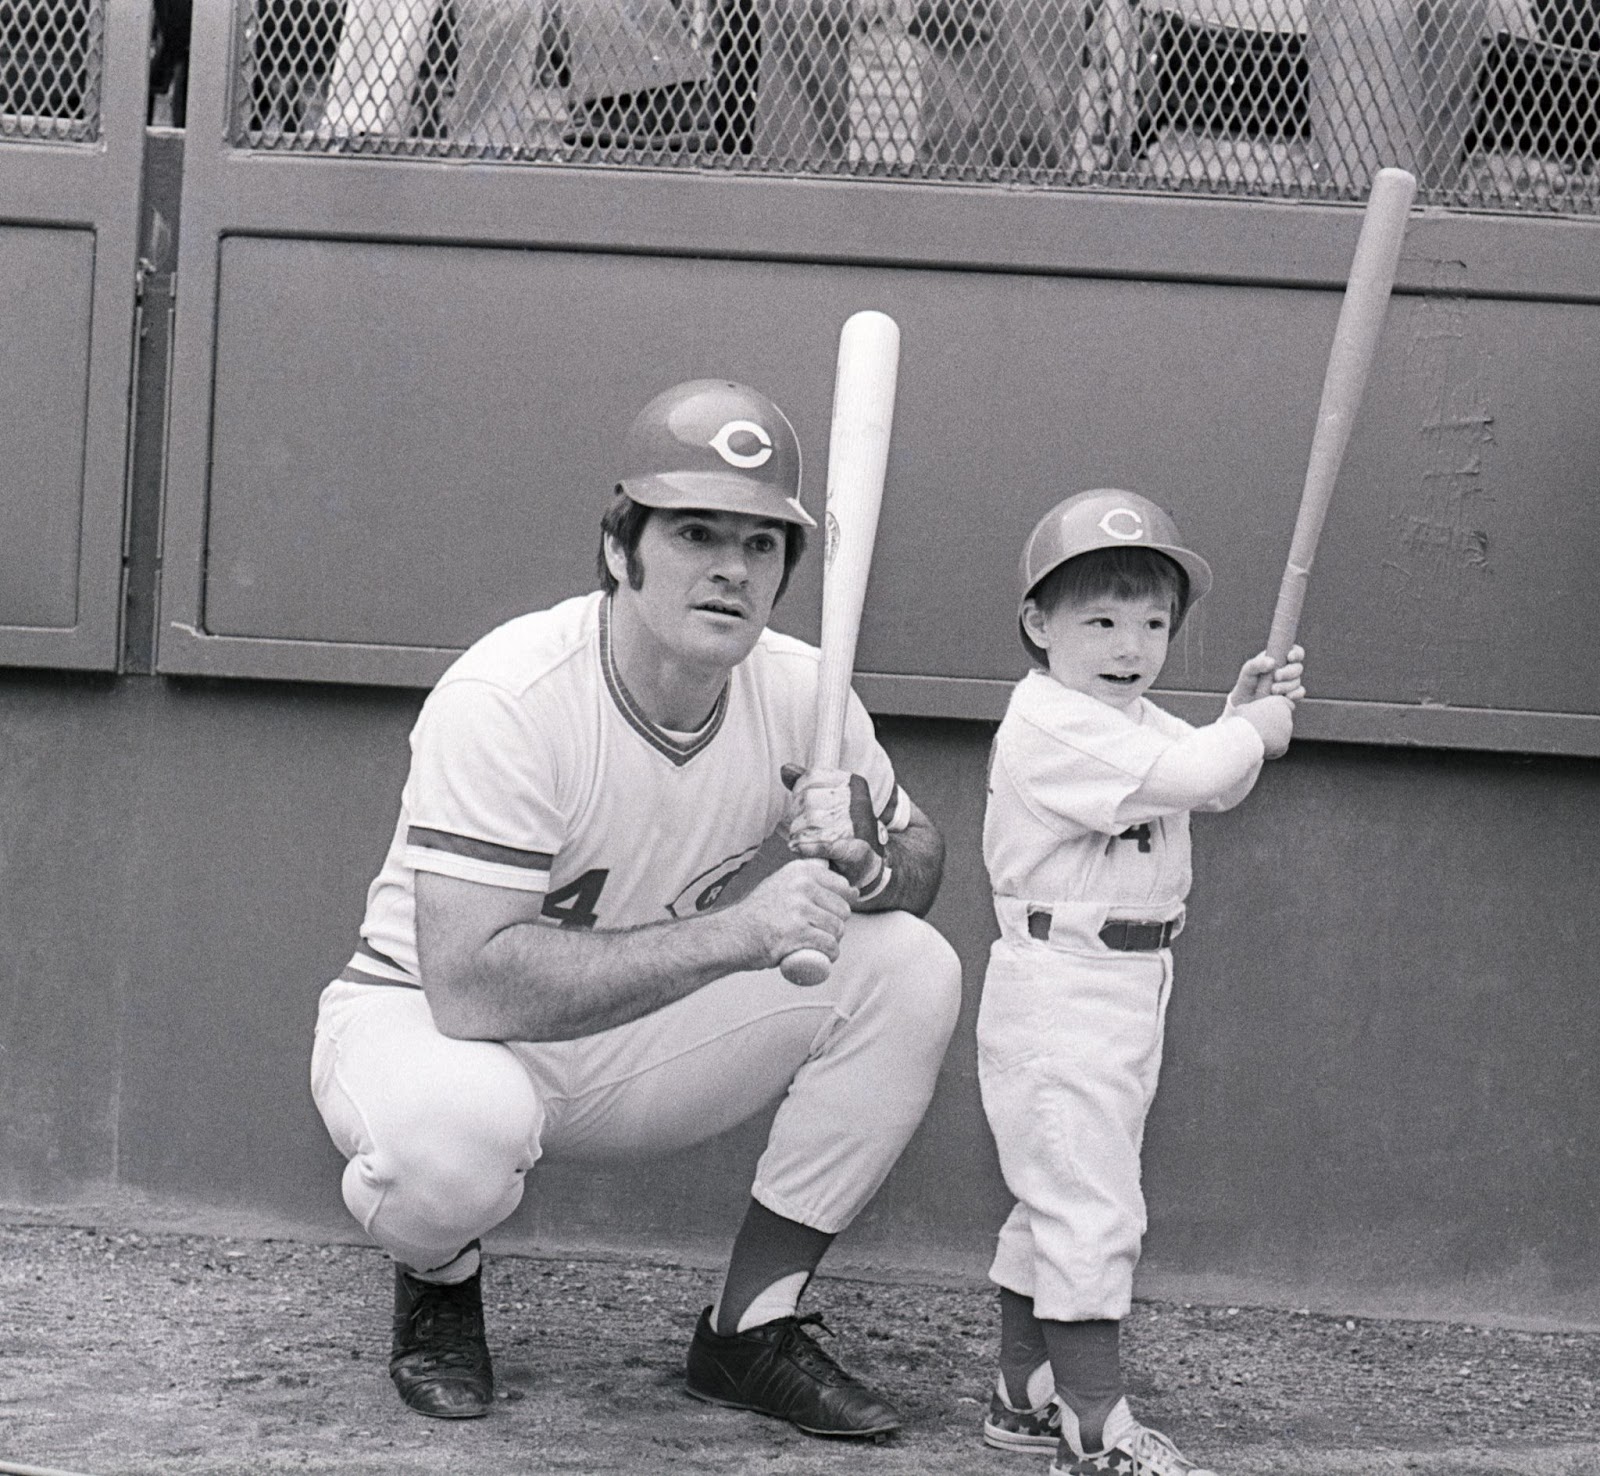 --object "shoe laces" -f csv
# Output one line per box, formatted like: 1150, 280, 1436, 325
1121, 1421, 1202, 1476
402, 1283, 486, 1372
774, 1313, 853, 1385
